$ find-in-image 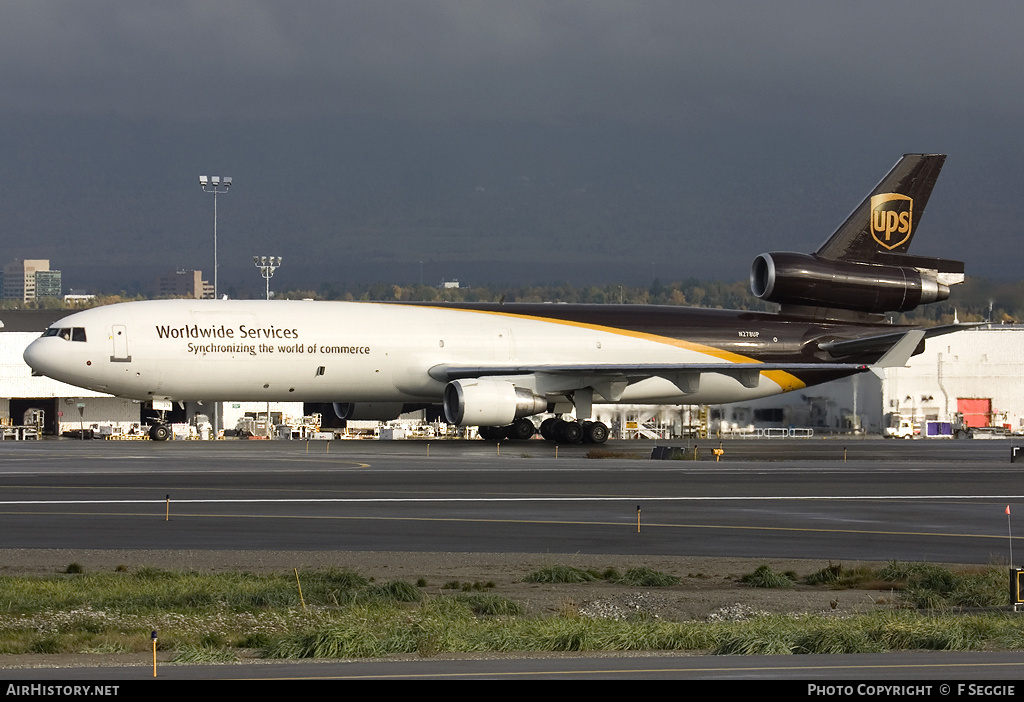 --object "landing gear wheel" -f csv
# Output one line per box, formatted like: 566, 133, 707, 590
540, 418, 559, 441
478, 426, 504, 441
554, 420, 583, 444
506, 418, 536, 441
149, 424, 171, 442
584, 421, 609, 444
